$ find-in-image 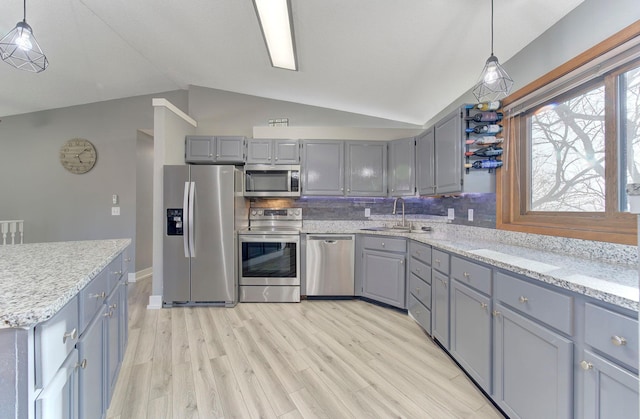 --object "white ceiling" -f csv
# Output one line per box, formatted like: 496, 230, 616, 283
0, 0, 584, 125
